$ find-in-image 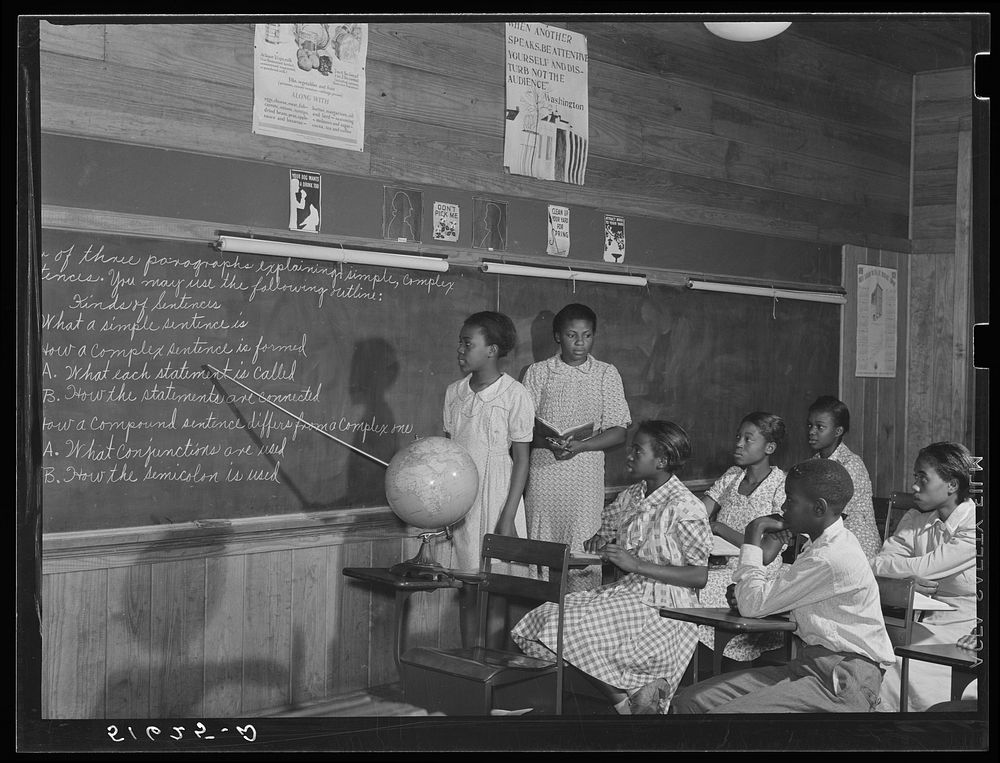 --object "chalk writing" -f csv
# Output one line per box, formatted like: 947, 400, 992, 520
40, 235, 459, 530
